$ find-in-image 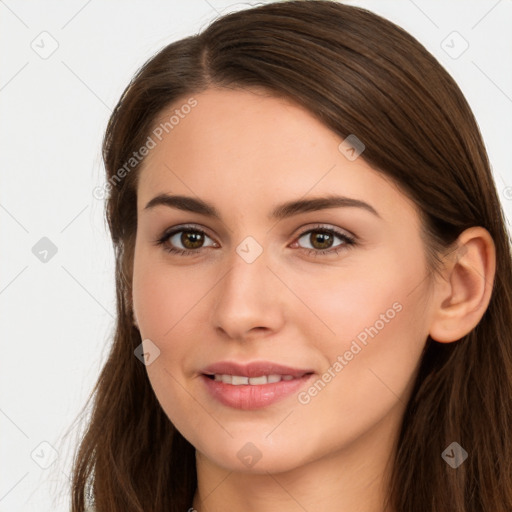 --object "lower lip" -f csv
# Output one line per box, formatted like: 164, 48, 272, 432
201, 374, 314, 410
